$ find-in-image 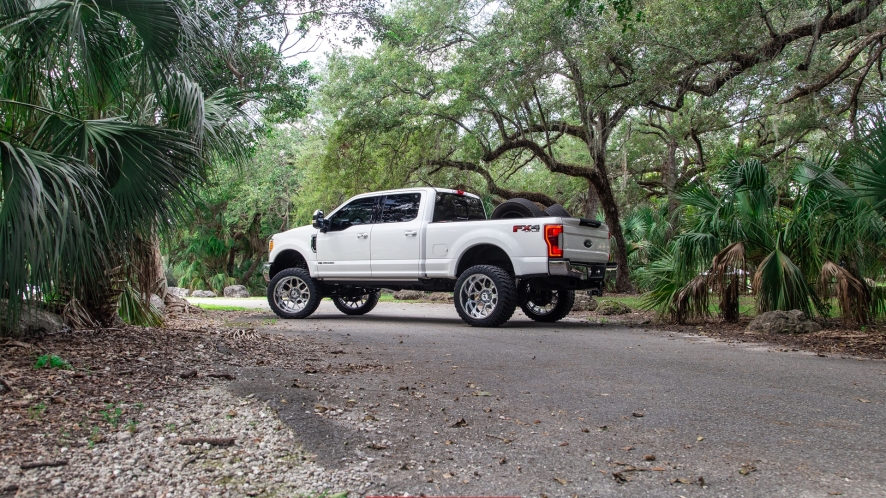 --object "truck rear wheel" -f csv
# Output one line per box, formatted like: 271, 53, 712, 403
333, 291, 381, 315
519, 282, 575, 322
454, 265, 517, 327
268, 268, 322, 319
